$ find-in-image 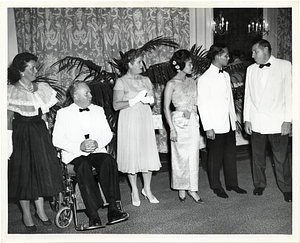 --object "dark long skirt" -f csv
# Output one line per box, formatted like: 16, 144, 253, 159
8, 112, 63, 200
